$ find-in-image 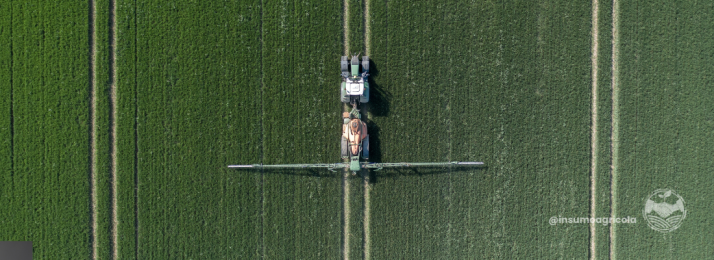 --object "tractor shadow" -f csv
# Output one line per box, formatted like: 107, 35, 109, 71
362, 59, 388, 164
365, 59, 390, 117
352, 60, 487, 184
237, 169, 340, 178
361, 59, 387, 183
361, 166, 488, 184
